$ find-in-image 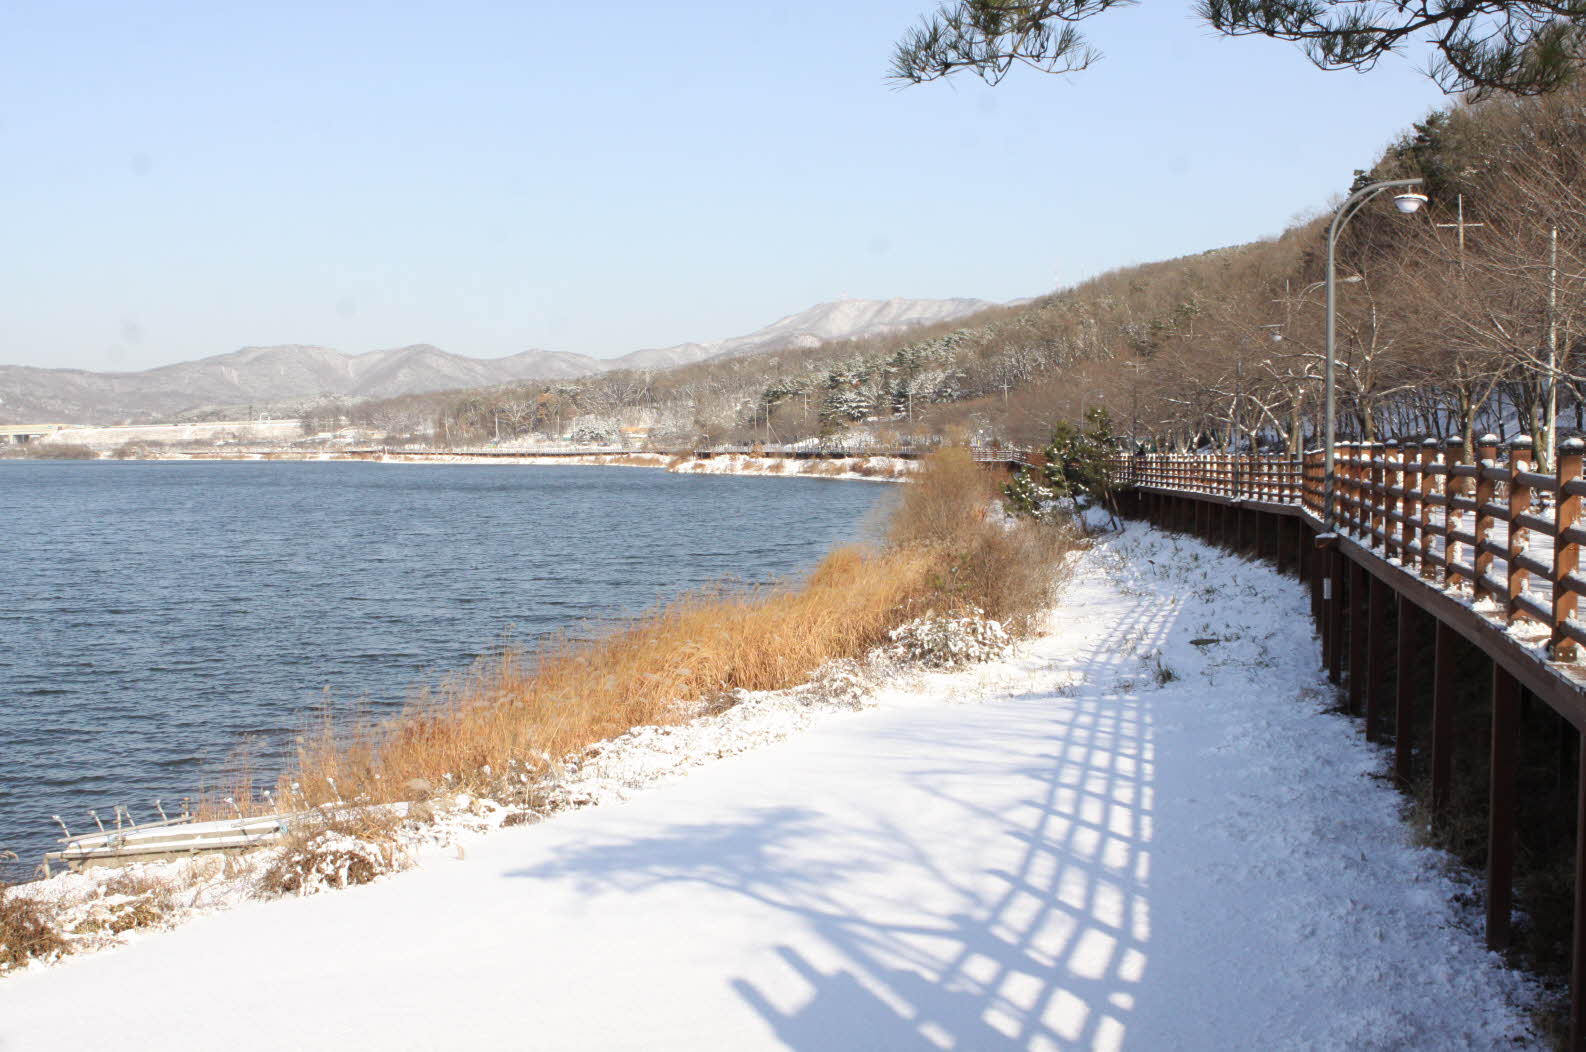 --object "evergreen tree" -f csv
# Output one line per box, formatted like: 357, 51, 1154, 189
1005, 407, 1120, 528
891, 0, 1586, 98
